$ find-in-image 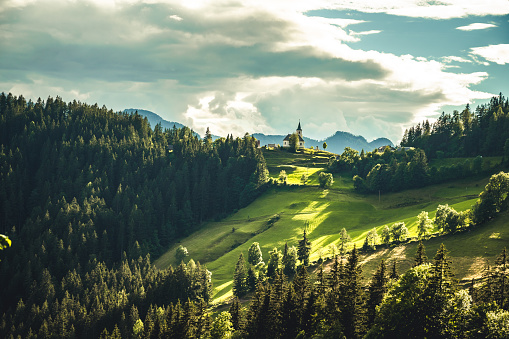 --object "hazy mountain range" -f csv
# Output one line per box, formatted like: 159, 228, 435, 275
127, 108, 394, 154
252, 132, 393, 154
